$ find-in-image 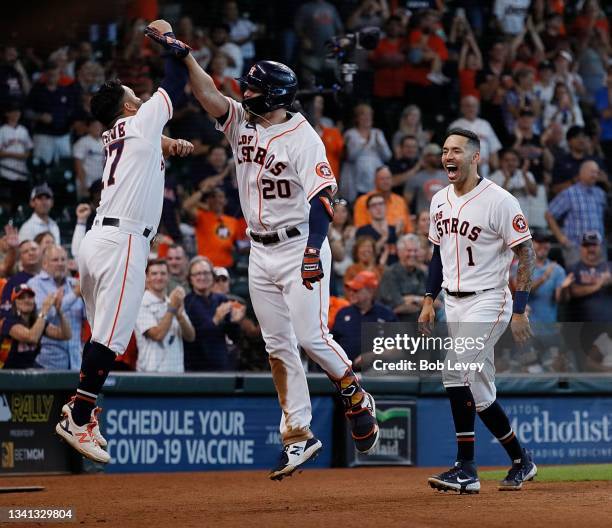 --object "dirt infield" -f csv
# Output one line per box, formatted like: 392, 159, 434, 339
2, 467, 610, 528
